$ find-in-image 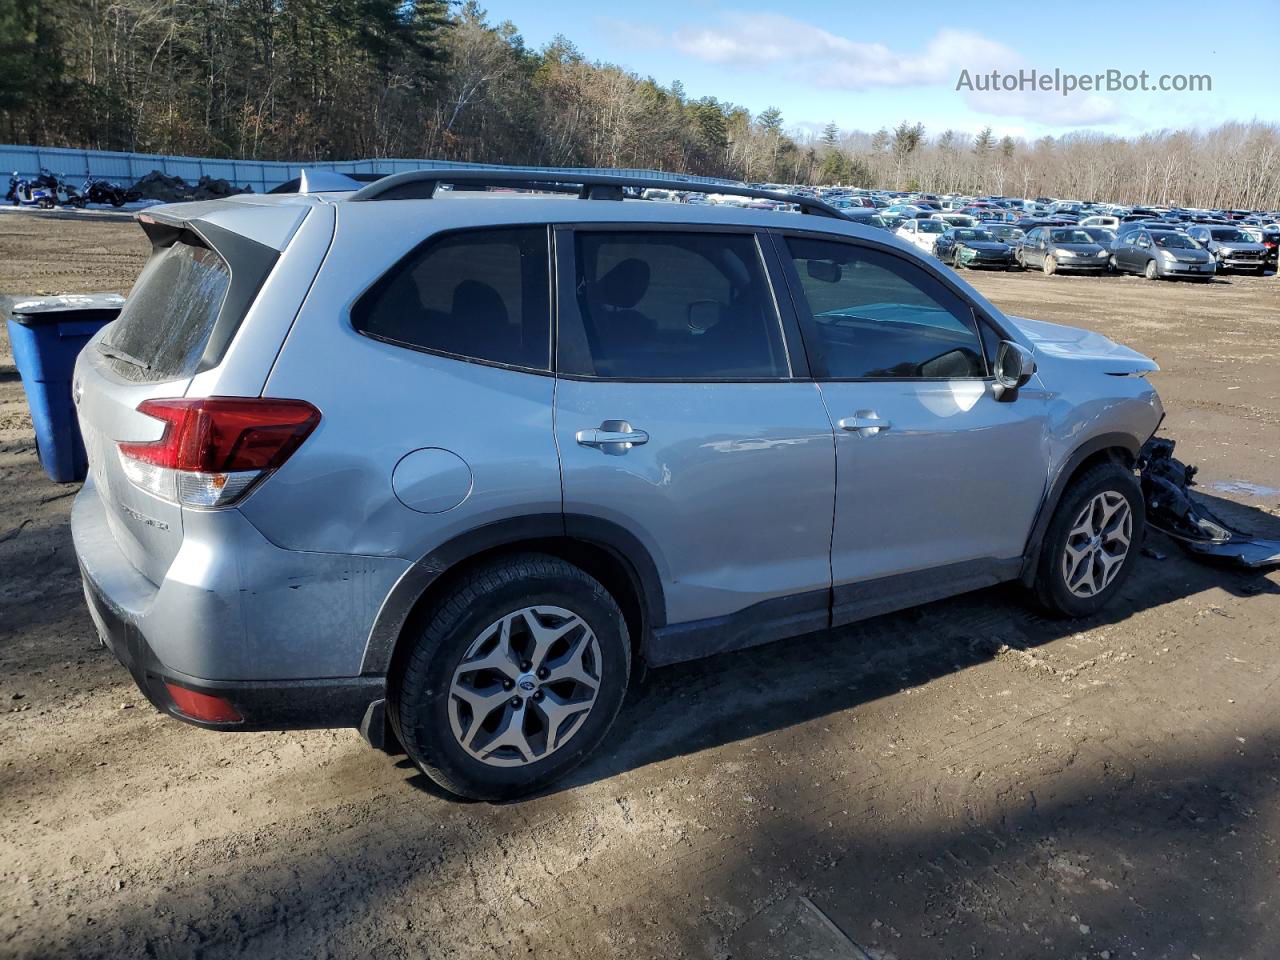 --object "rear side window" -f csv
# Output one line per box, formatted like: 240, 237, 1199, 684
785, 236, 986, 380
353, 227, 550, 371
567, 231, 788, 380
100, 239, 230, 382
